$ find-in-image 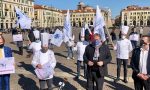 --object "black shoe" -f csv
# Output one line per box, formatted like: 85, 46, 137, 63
114, 78, 120, 83
74, 76, 79, 80
123, 79, 128, 83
